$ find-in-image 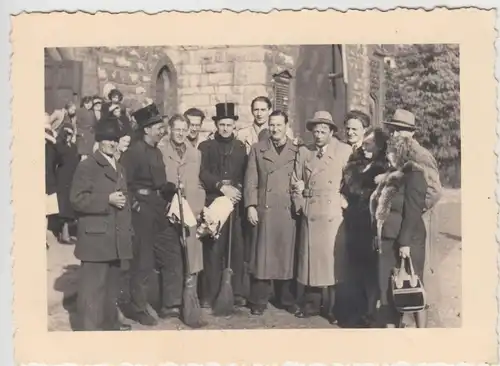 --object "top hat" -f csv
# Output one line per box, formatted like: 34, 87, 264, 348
306, 111, 338, 132
132, 103, 166, 129
383, 109, 417, 130
212, 102, 239, 122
